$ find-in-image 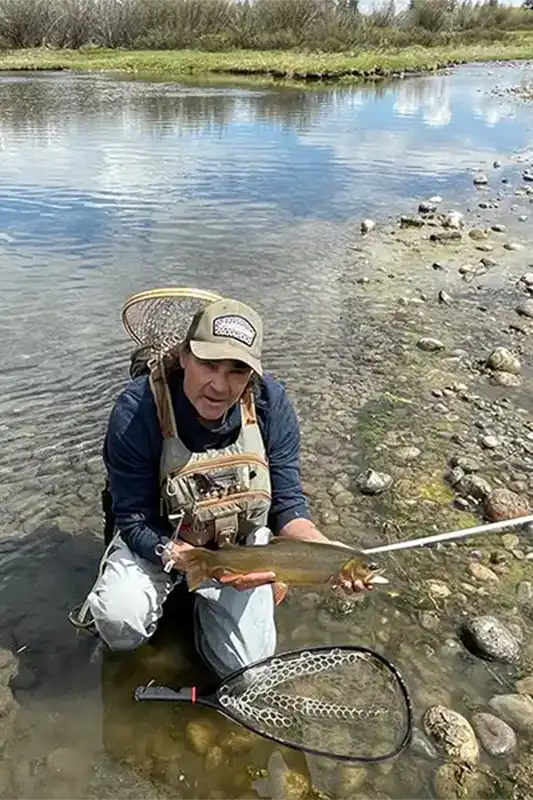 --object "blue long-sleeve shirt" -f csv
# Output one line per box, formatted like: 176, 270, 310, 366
103, 370, 312, 565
